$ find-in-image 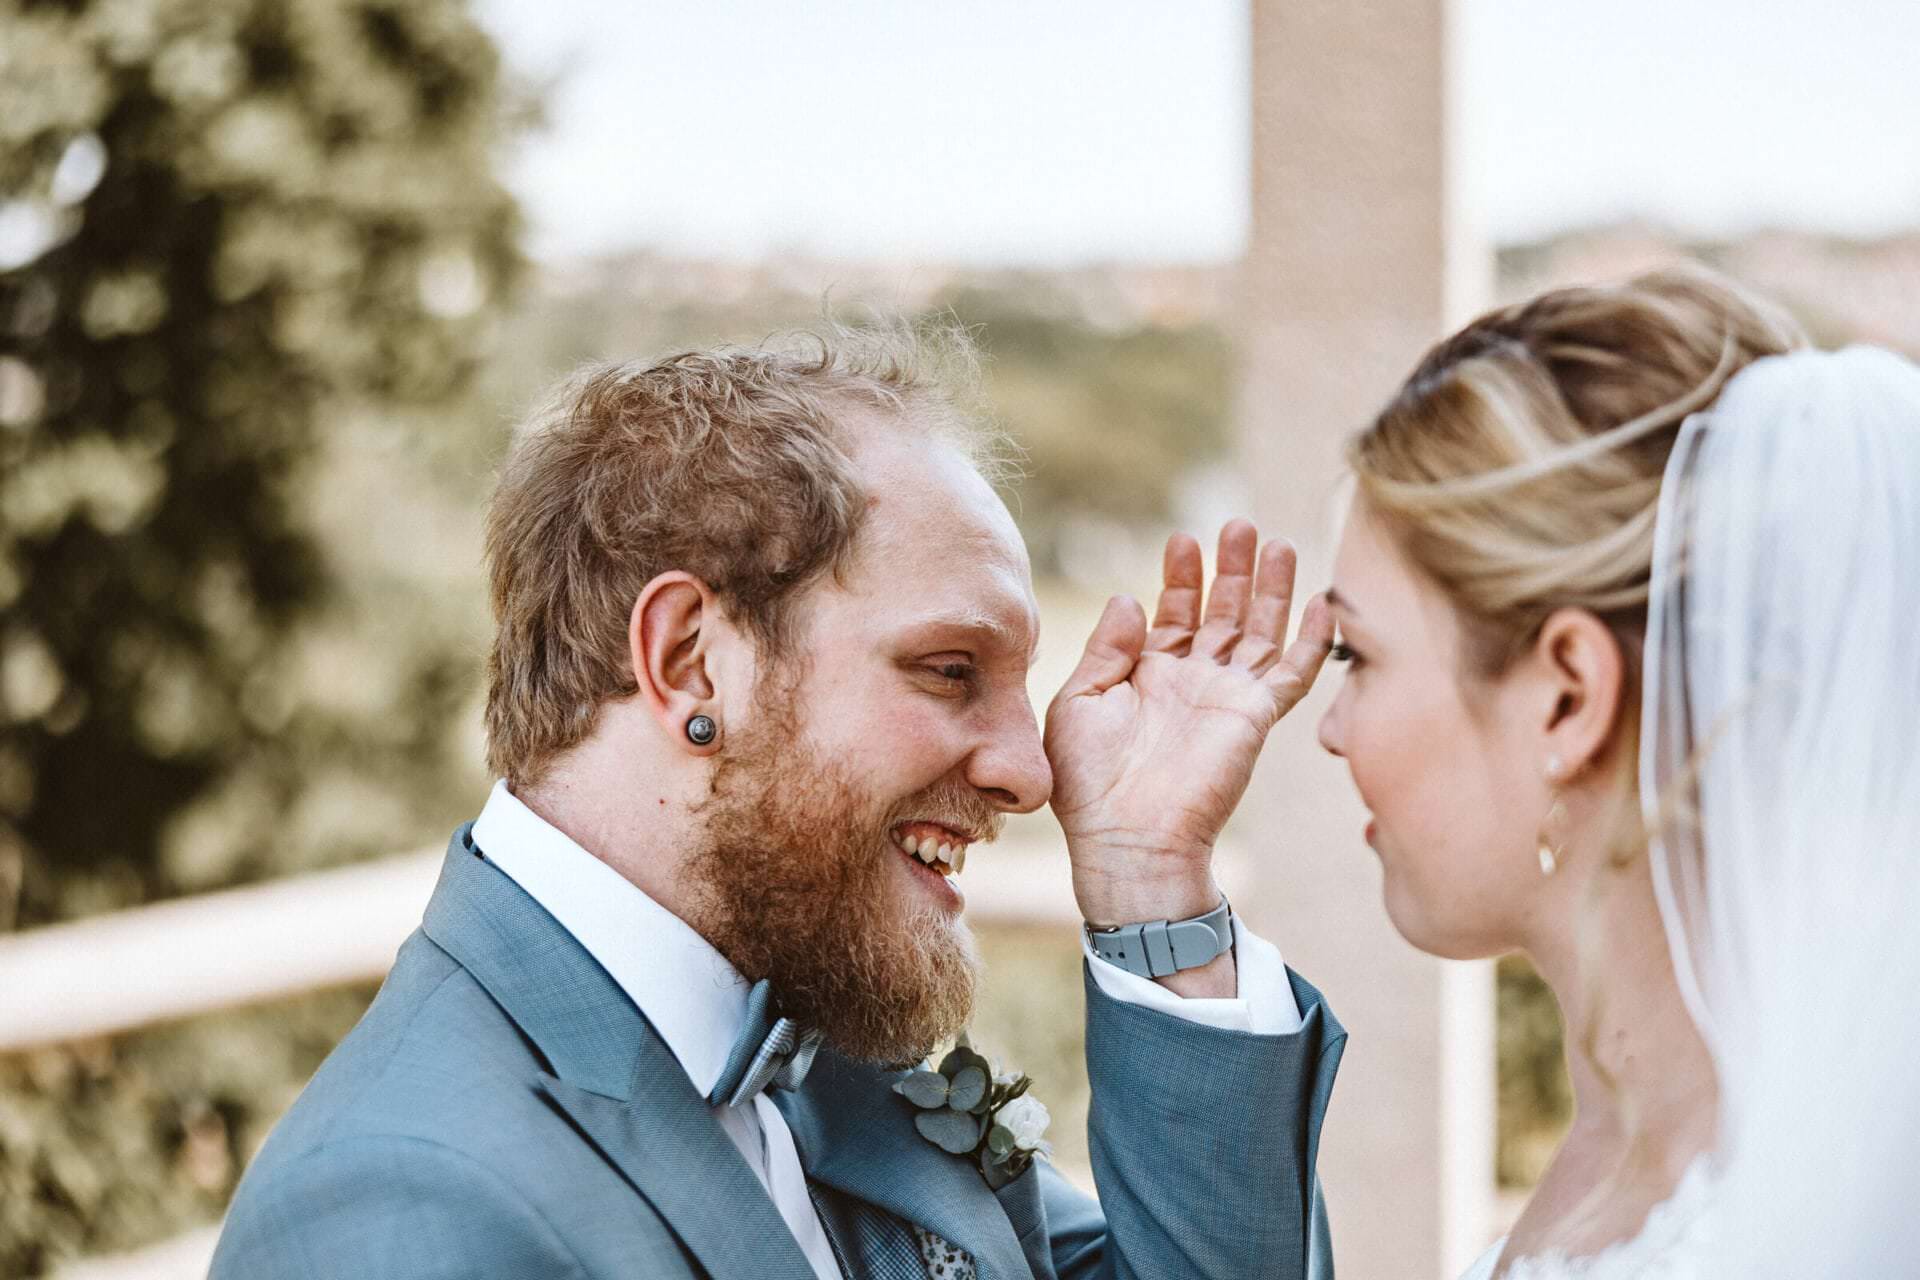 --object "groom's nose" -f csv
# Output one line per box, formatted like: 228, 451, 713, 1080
965, 698, 1052, 815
